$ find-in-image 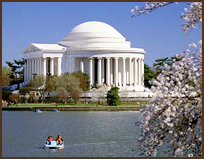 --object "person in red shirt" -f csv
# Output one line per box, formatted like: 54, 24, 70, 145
56, 135, 63, 145
46, 136, 53, 145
